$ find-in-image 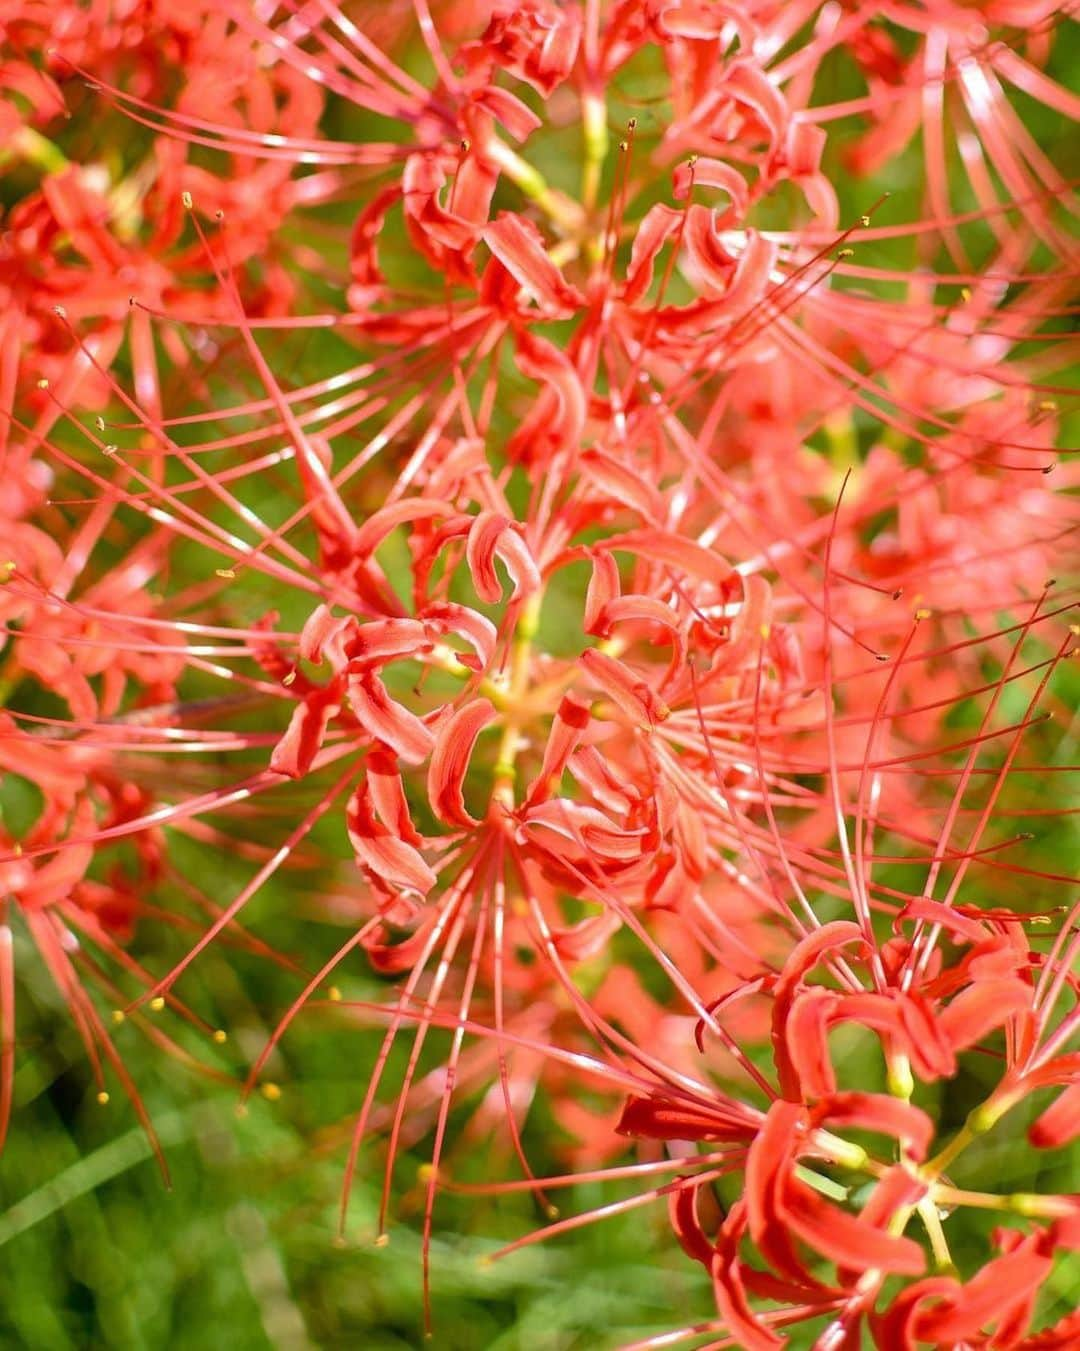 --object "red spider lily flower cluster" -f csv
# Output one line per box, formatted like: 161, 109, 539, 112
0, 0, 1077, 1341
